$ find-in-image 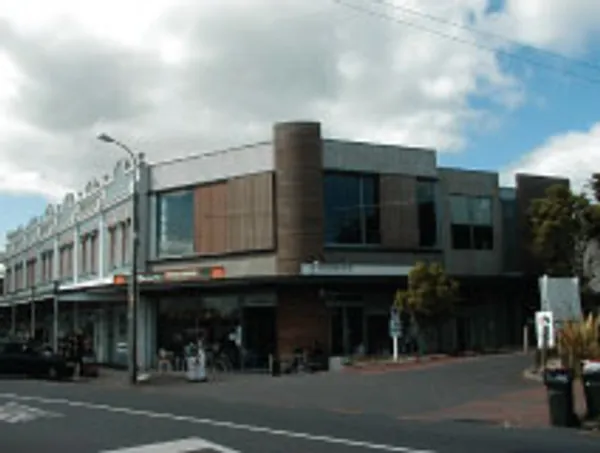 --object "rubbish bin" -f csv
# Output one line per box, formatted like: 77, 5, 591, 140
544, 368, 579, 427
186, 353, 207, 382
582, 361, 600, 420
